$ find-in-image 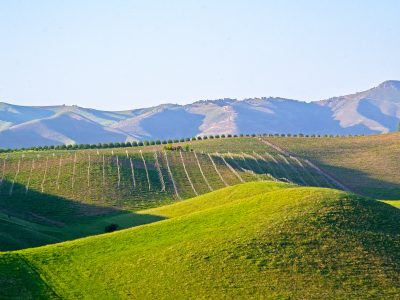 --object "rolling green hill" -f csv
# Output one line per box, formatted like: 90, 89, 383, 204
1, 134, 400, 251
1, 182, 399, 299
